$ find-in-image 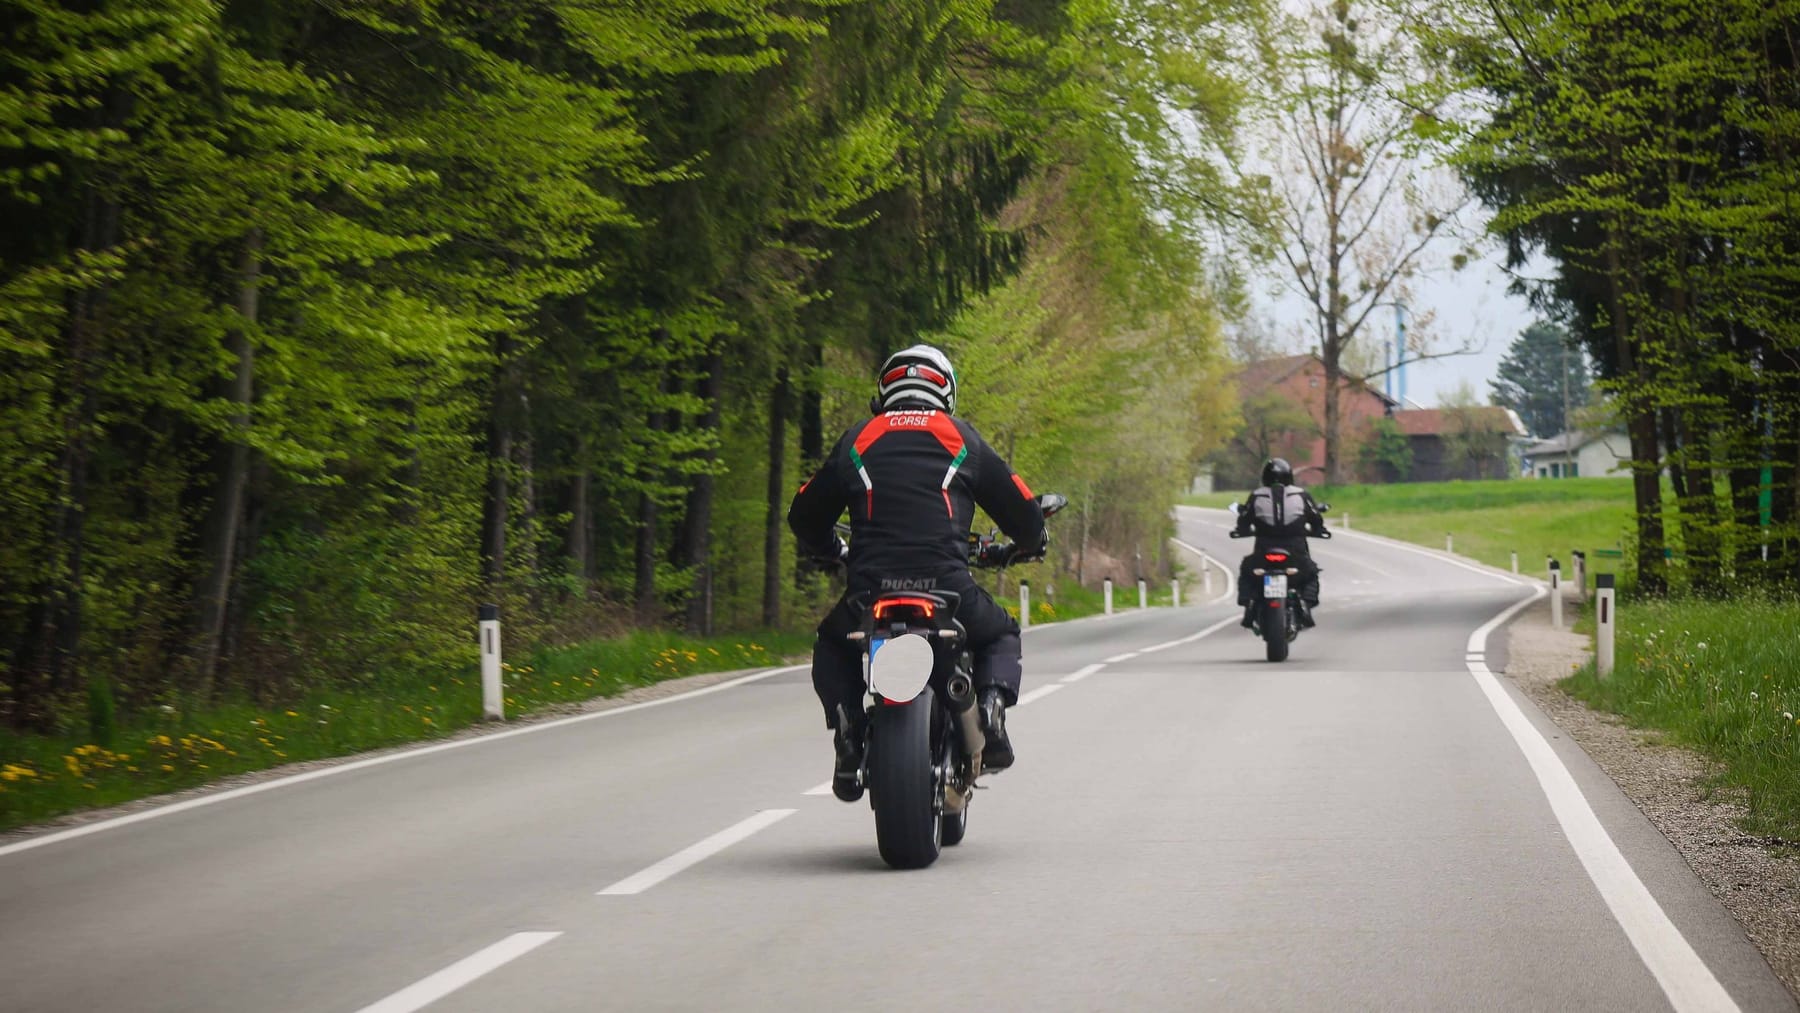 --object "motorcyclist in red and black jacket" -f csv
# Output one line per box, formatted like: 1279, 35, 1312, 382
788, 344, 1046, 802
